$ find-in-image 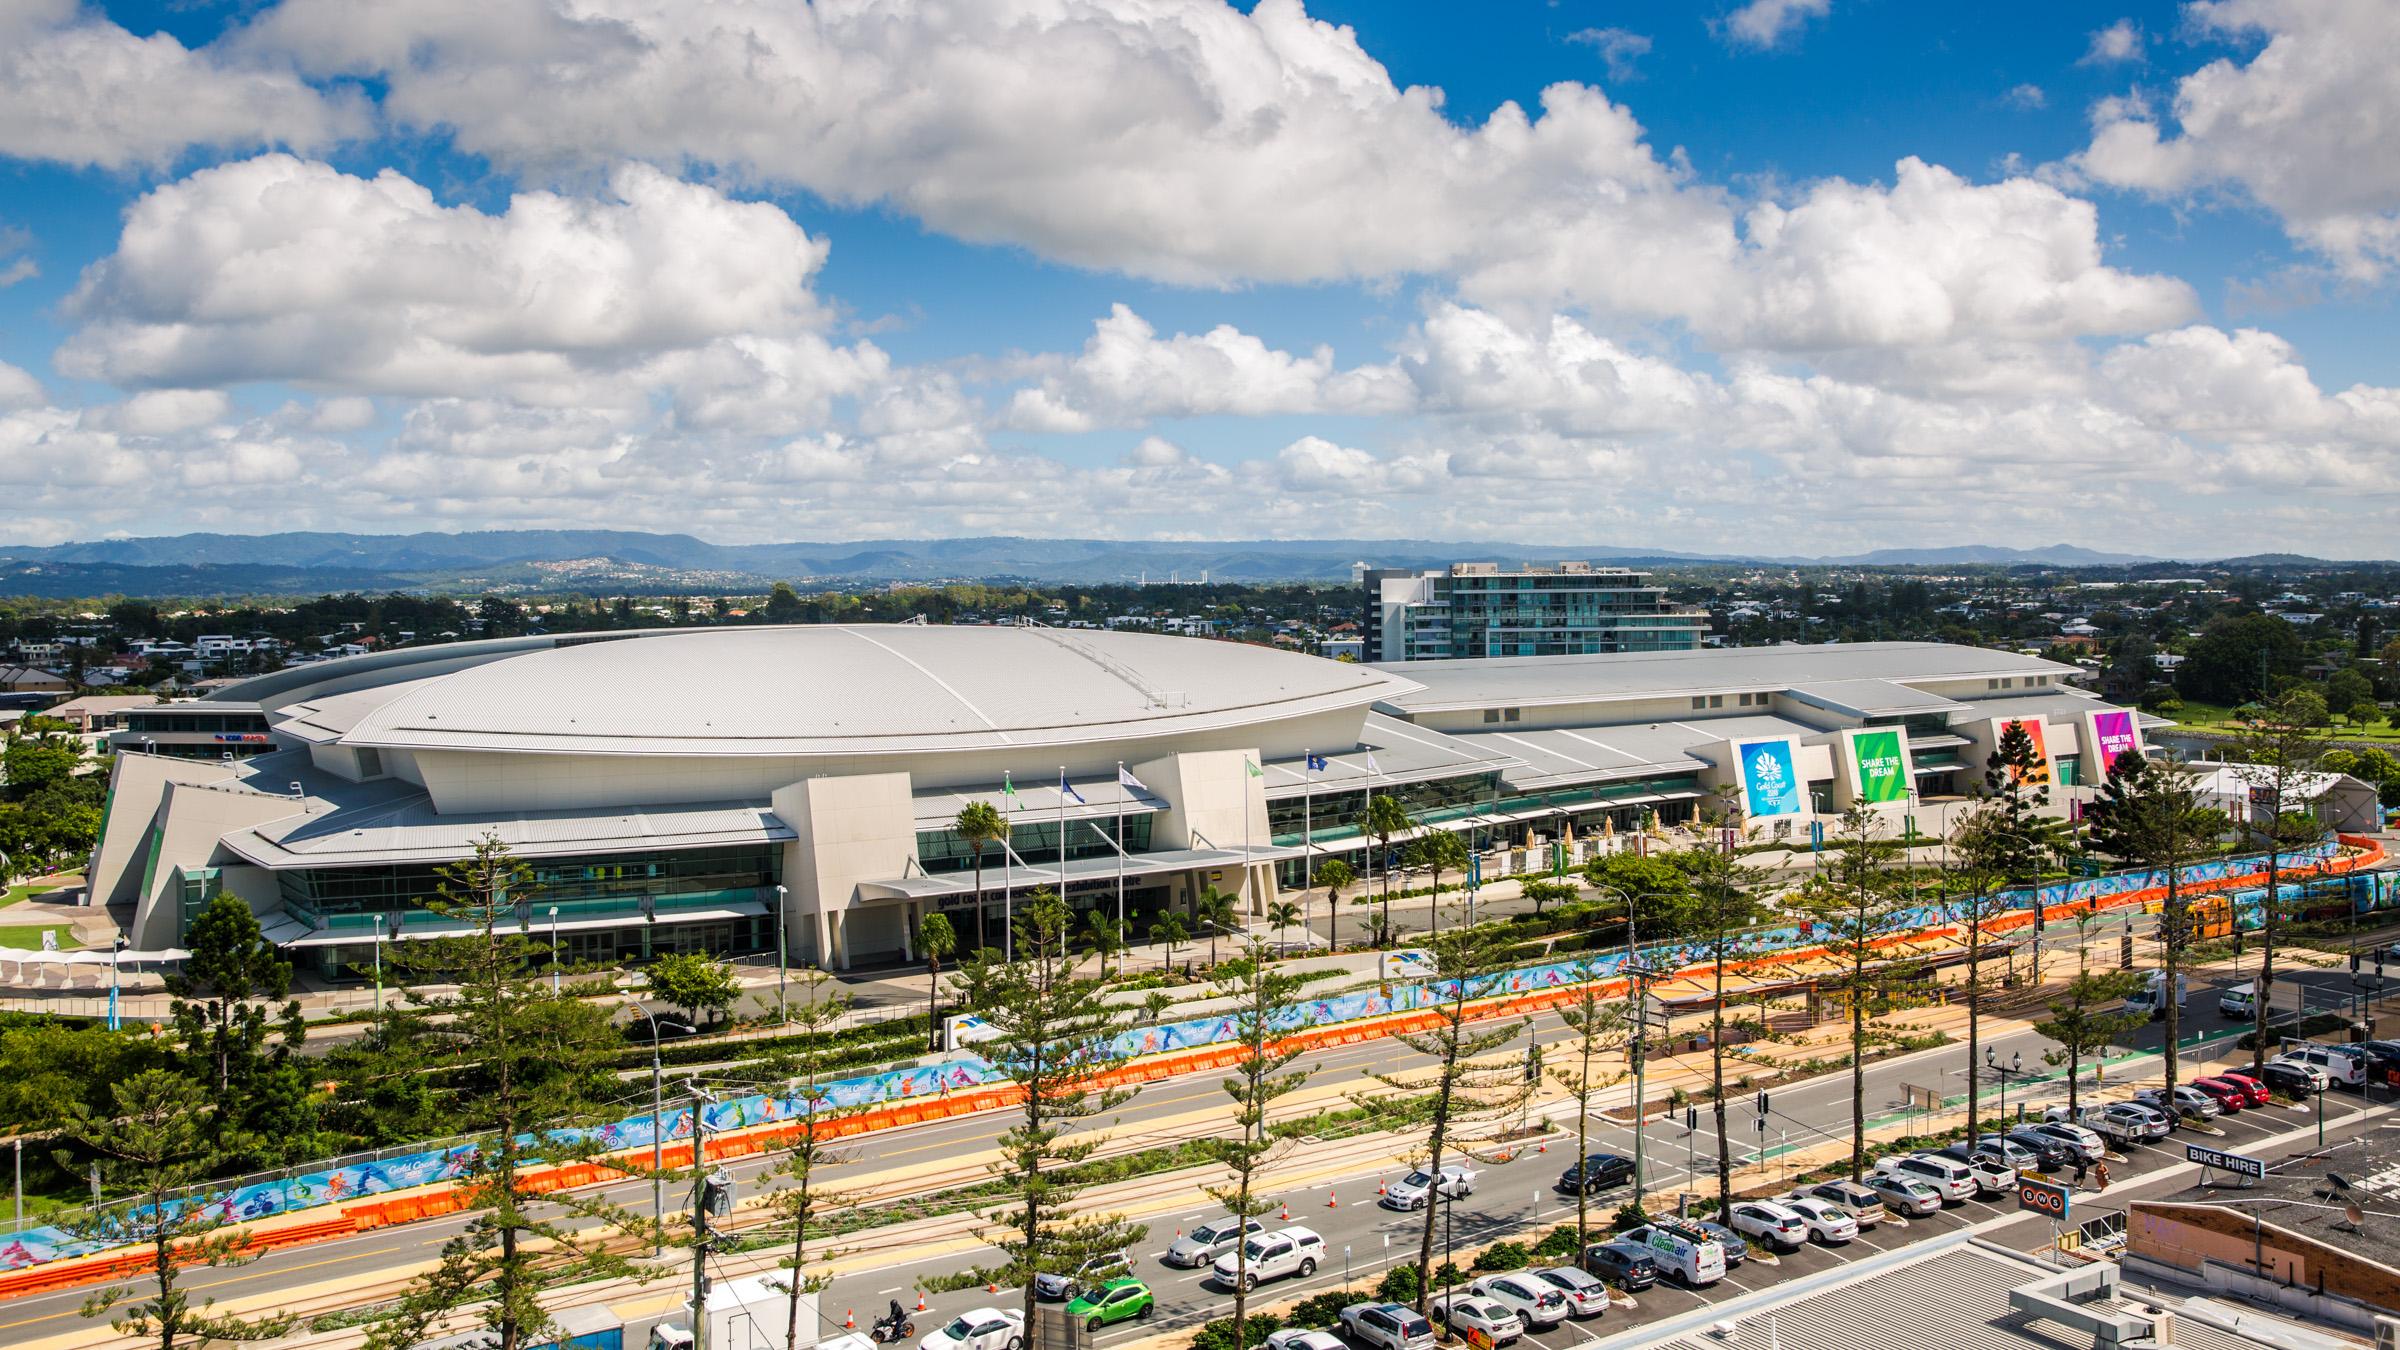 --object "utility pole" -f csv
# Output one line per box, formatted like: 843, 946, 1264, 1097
689, 1086, 718, 1350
